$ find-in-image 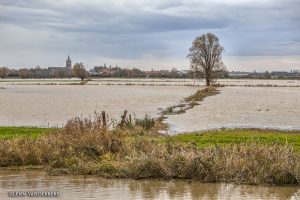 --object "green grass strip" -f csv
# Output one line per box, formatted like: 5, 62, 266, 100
0, 126, 53, 139
171, 129, 300, 151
